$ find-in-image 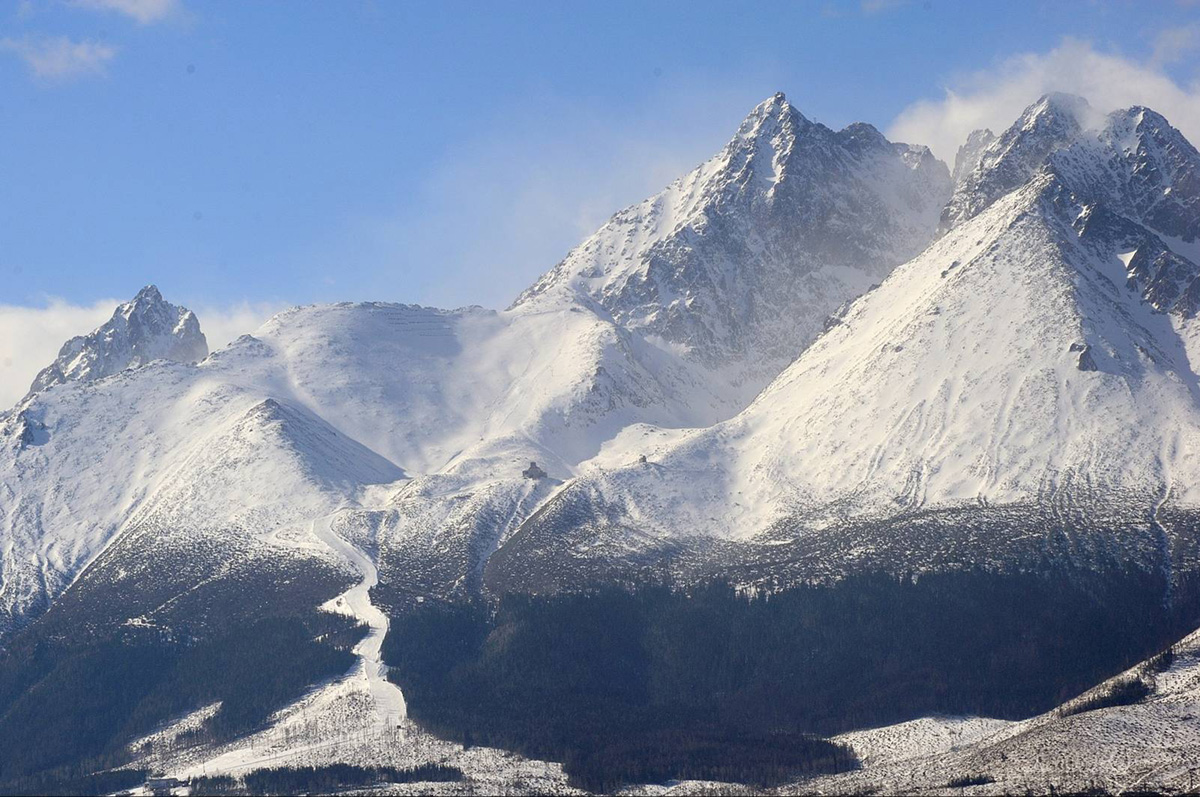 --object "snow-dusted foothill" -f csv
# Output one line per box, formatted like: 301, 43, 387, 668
799, 630, 1200, 795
